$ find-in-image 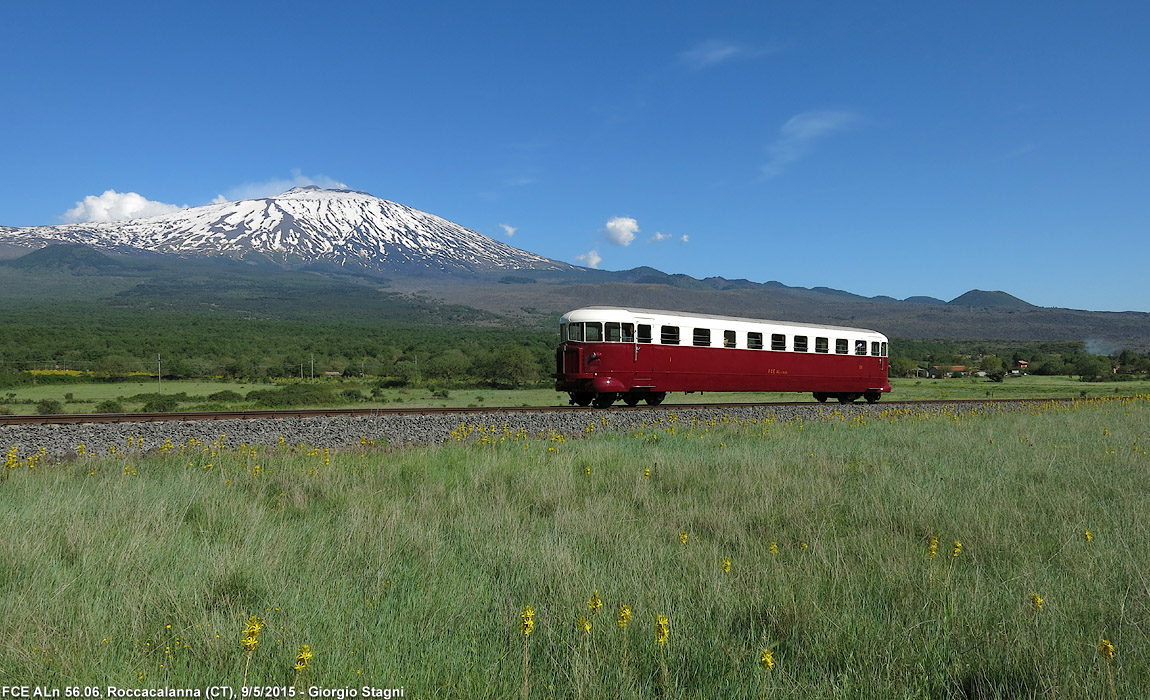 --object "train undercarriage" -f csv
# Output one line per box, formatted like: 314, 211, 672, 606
567, 389, 881, 407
